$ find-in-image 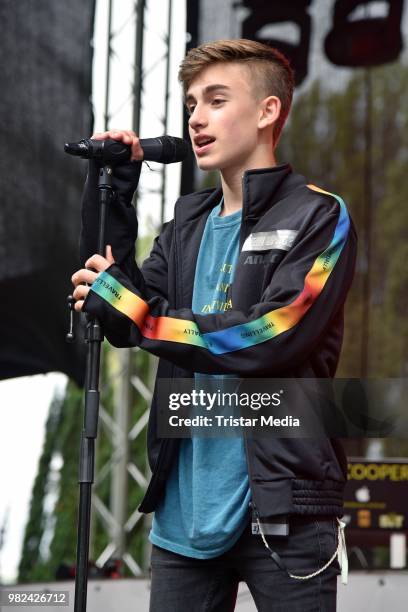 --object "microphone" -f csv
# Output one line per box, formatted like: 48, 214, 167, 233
64, 136, 189, 165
